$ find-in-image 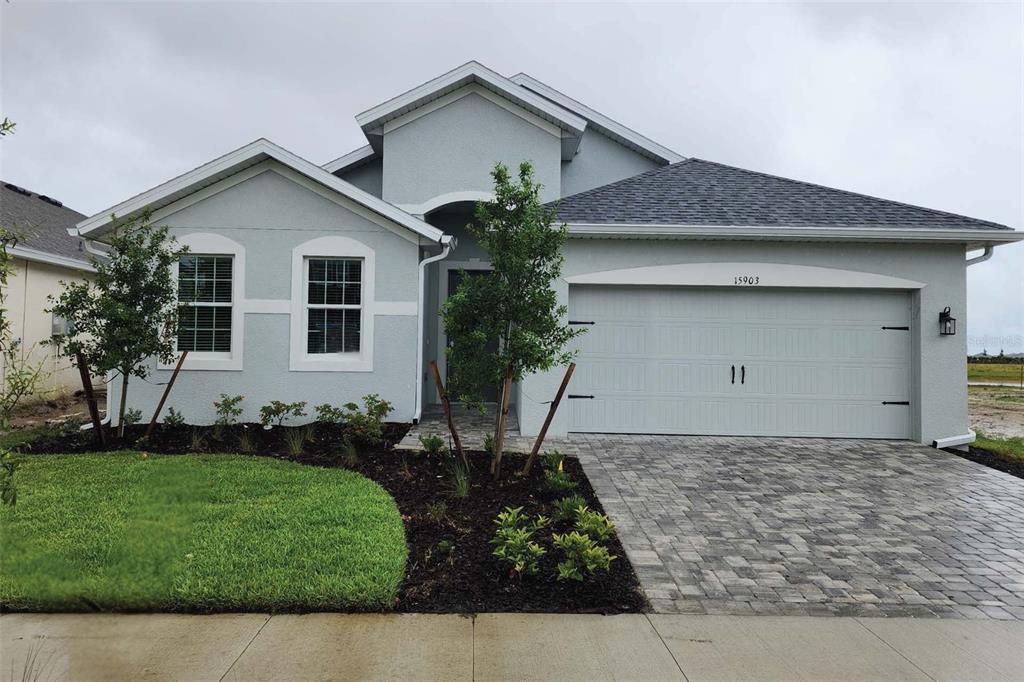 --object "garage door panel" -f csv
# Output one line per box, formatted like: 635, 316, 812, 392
568, 286, 912, 438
